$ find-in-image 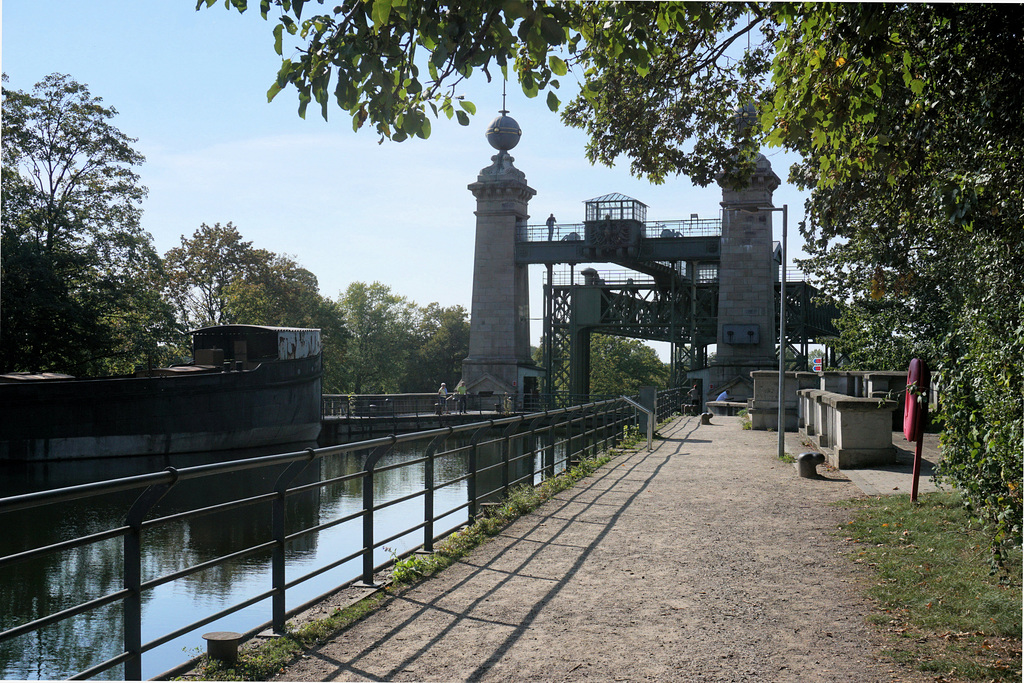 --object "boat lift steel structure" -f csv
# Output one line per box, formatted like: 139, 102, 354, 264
516, 194, 841, 398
